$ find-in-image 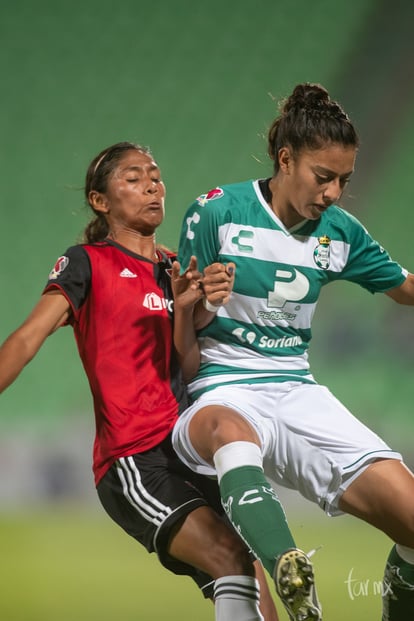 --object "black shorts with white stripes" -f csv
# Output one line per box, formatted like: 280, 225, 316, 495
96, 434, 224, 597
